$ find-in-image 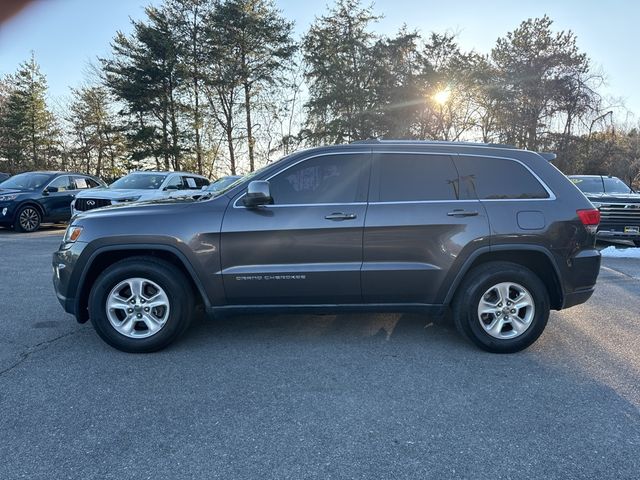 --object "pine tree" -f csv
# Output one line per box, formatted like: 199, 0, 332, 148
0, 54, 59, 172
303, 0, 380, 144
